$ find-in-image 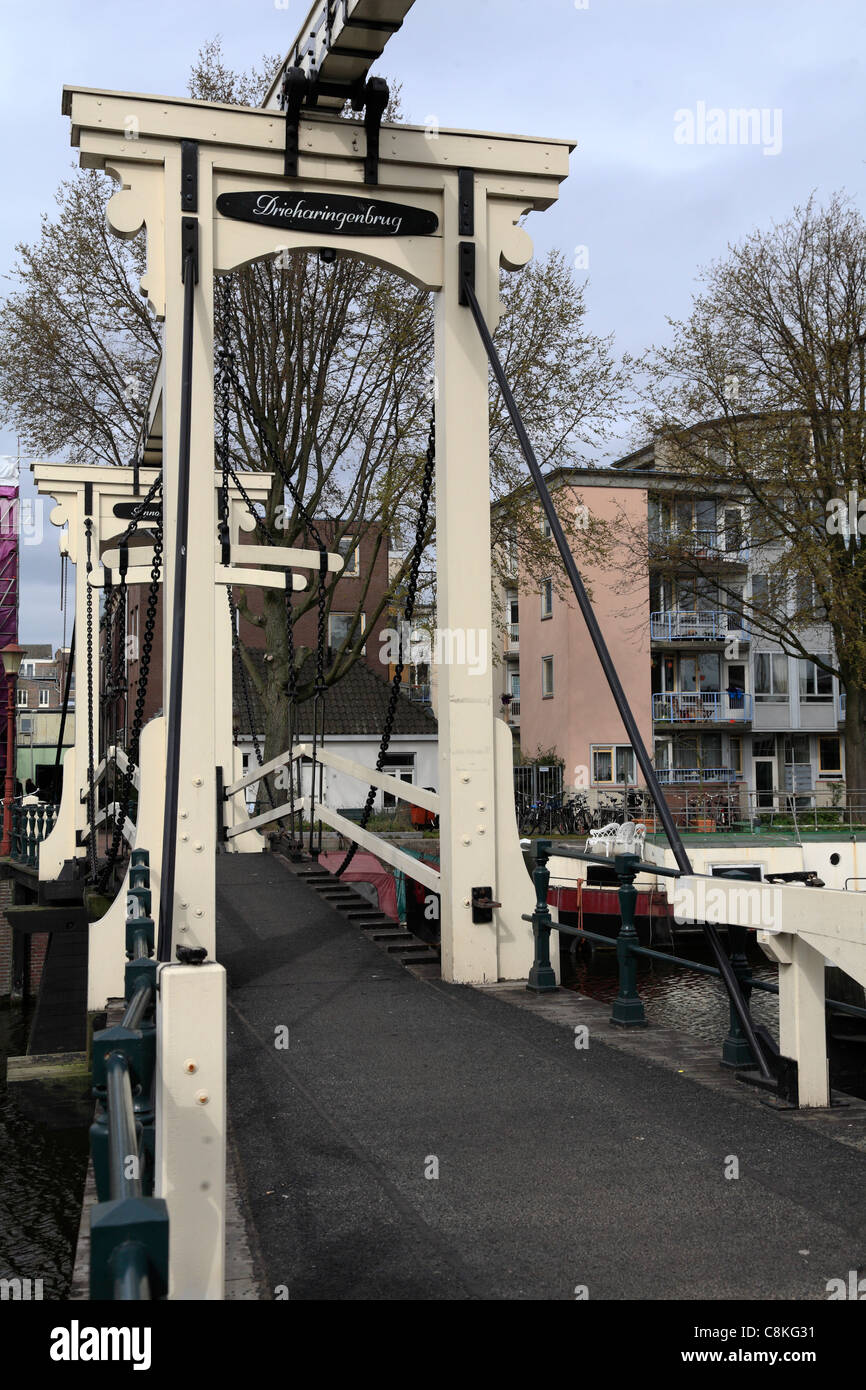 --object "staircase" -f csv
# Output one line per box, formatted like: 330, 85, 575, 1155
285, 858, 440, 970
